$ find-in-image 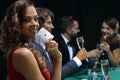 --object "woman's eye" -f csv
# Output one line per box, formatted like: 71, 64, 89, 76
34, 16, 39, 22
23, 16, 39, 23
23, 17, 31, 23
